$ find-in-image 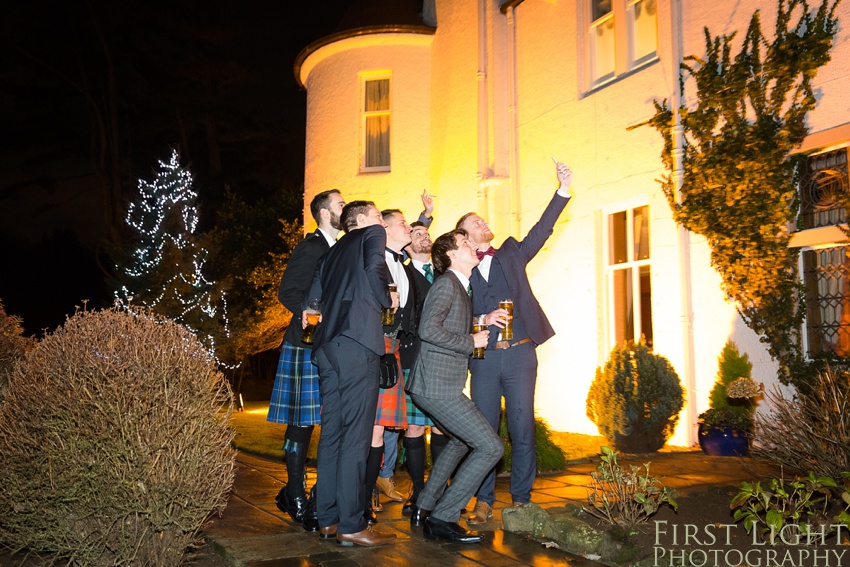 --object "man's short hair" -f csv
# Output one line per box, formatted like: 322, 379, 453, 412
409, 221, 427, 230
310, 189, 341, 224
340, 200, 376, 232
381, 208, 403, 222
455, 212, 477, 230
431, 229, 467, 275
